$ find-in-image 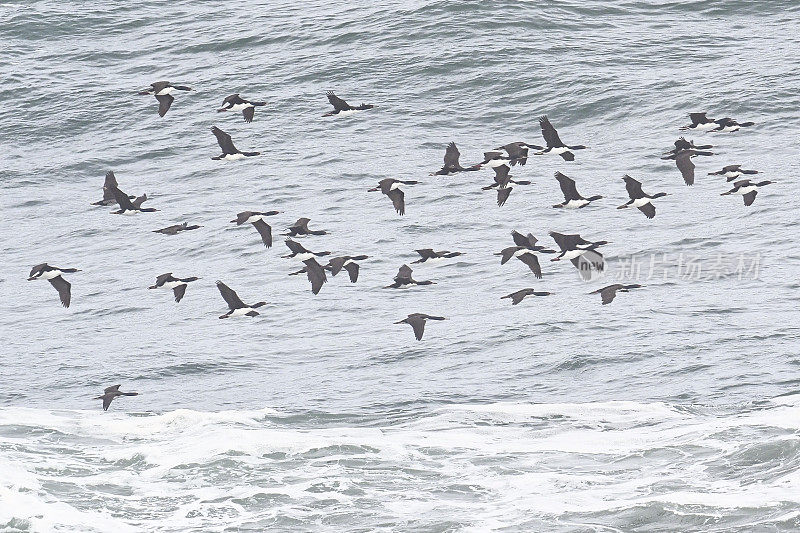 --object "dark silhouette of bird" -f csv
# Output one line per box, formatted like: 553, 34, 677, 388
215, 281, 266, 318
217, 93, 266, 123
590, 284, 643, 305
323, 91, 374, 116
617, 175, 667, 219
95, 384, 138, 411
138, 81, 191, 117
501, 289, 553, 305
384, 265, 434, 289
431, 142, 481, 175
368, 178, 418, 216
395, 313, 446, 340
